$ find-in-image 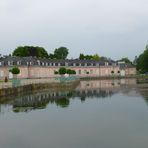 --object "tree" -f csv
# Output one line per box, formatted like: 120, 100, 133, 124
66, 69, 73, 75
58, 67, 67, 75
100, 56, 108, 60
79, 53, 100, 60
57, 68, 76, 75
71, 70, 76, 75
119, 57, 132, 64
10, 67, 20, 75
92, 54, 100, 60
66, 69, 76, 75
49, 53, 56, 59
12, 46, 48, 58
137, 45, 148, 73
54, 71, 59, 75
79, 53, 85, 60
54, 47, 69, 59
